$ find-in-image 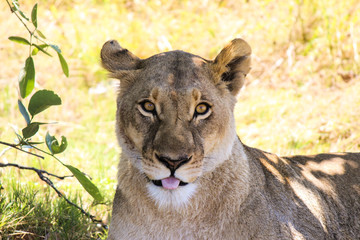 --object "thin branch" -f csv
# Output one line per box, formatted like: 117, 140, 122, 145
0, 162, 107, 229
5, 0, 33, 35
0, 162, 73, 180
0, 141, 44, 159
36, 169, 107, 228
5, 0, 49, 47
30, 145, 64, 165
28, 144, 94, 180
